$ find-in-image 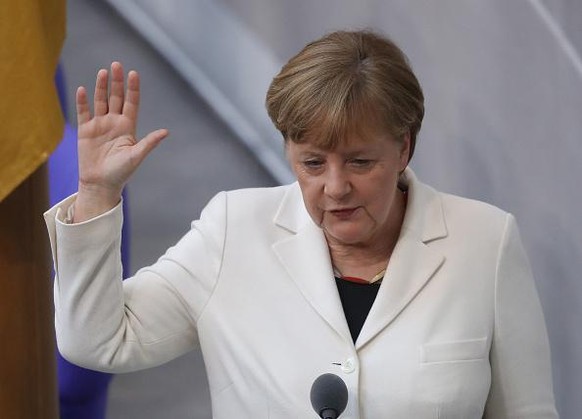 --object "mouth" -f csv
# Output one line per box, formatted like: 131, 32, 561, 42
328, 207, 360, 218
